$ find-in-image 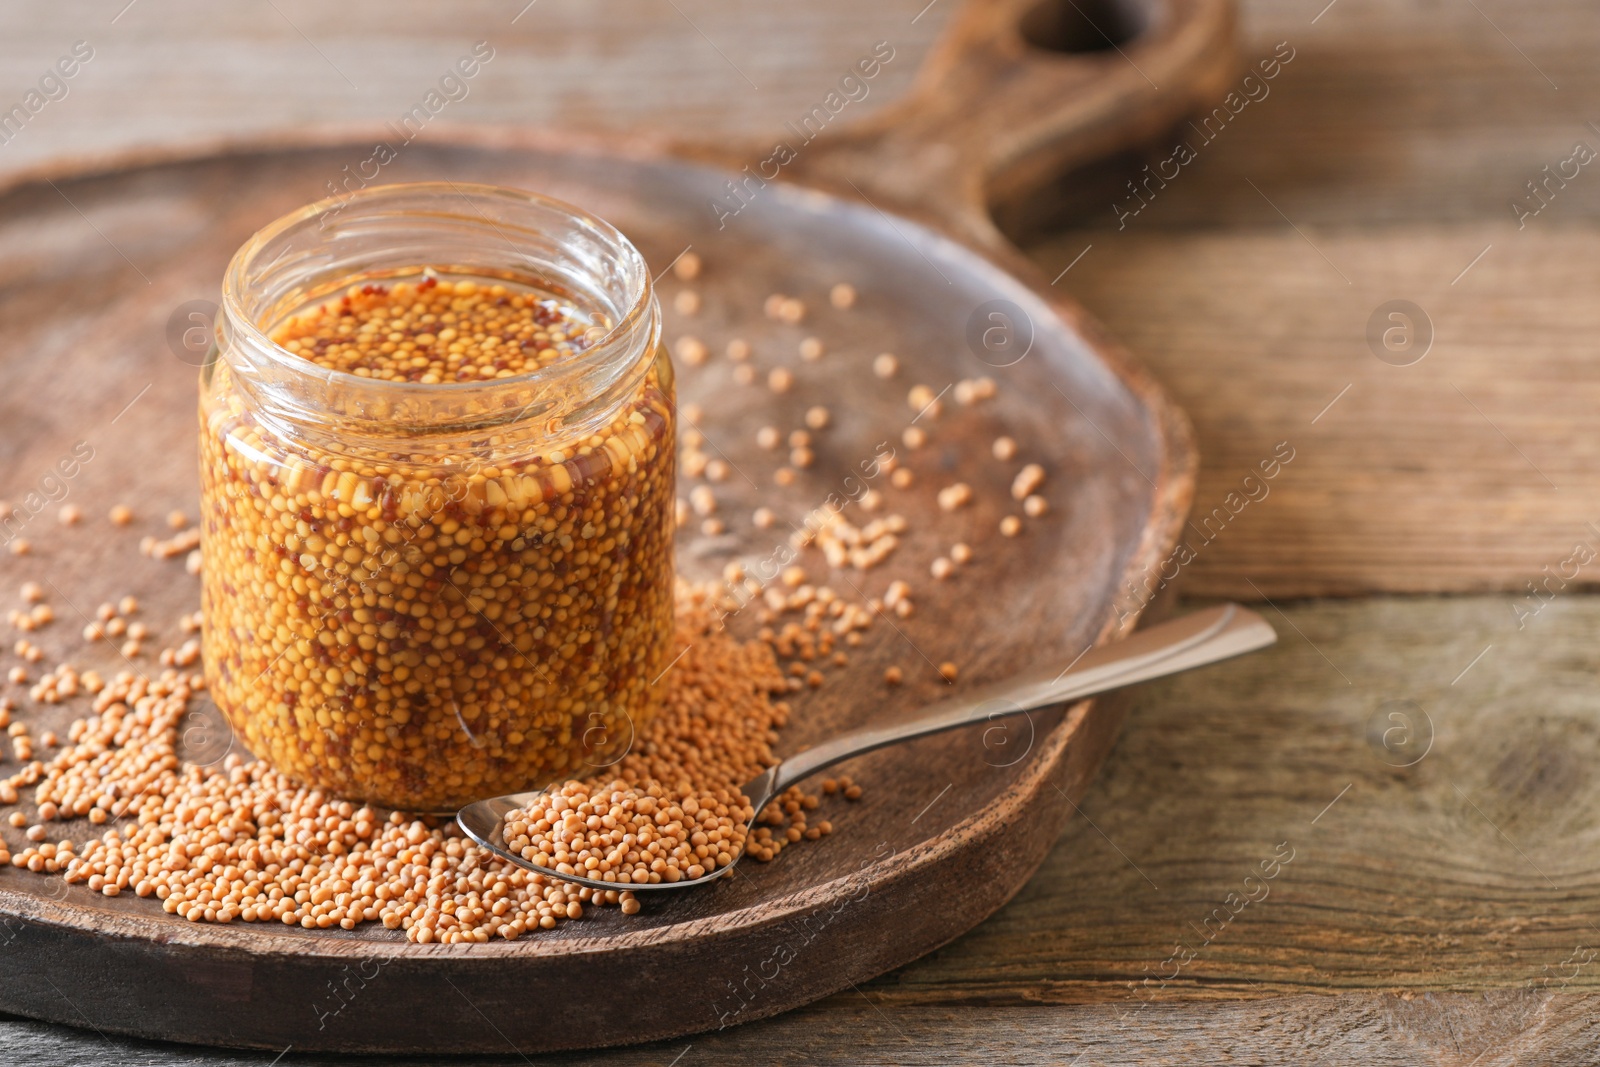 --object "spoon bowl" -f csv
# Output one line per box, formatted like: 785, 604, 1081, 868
458, 603, 1276, 895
